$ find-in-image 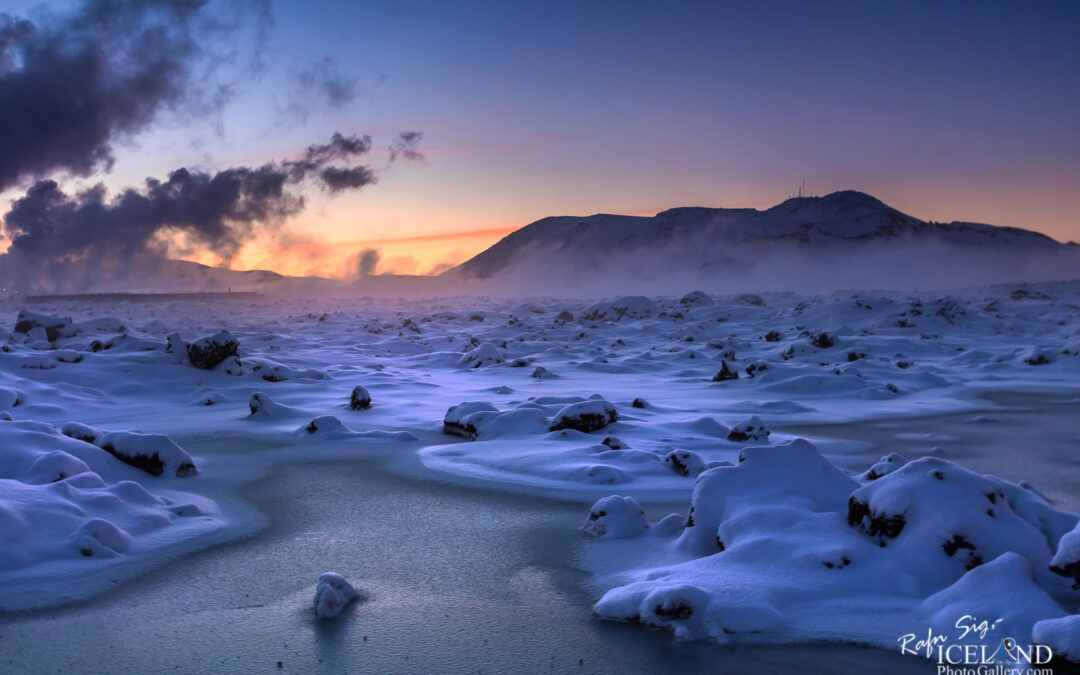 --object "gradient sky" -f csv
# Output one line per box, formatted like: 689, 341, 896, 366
3, 0, 1079, 277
